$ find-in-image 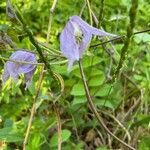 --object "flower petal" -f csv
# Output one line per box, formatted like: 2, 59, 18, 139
79, 32, 92, 57
2, 50, 37, 88
60, 20, 80, 68
24, 69, 35, 89
9, 50, 37, 74
5, 61, 19, 81
70, 15, 116, 37
60, 15, 117, 70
